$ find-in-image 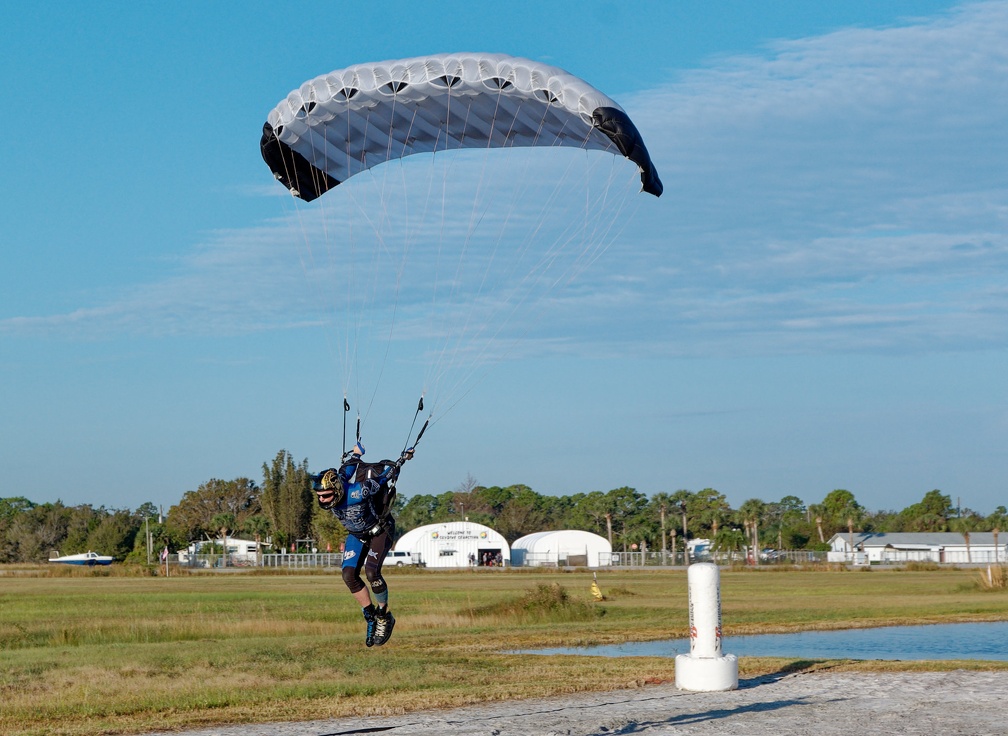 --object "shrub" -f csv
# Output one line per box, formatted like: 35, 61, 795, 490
469, 582, 603, 622
976, 565, 1006, 590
